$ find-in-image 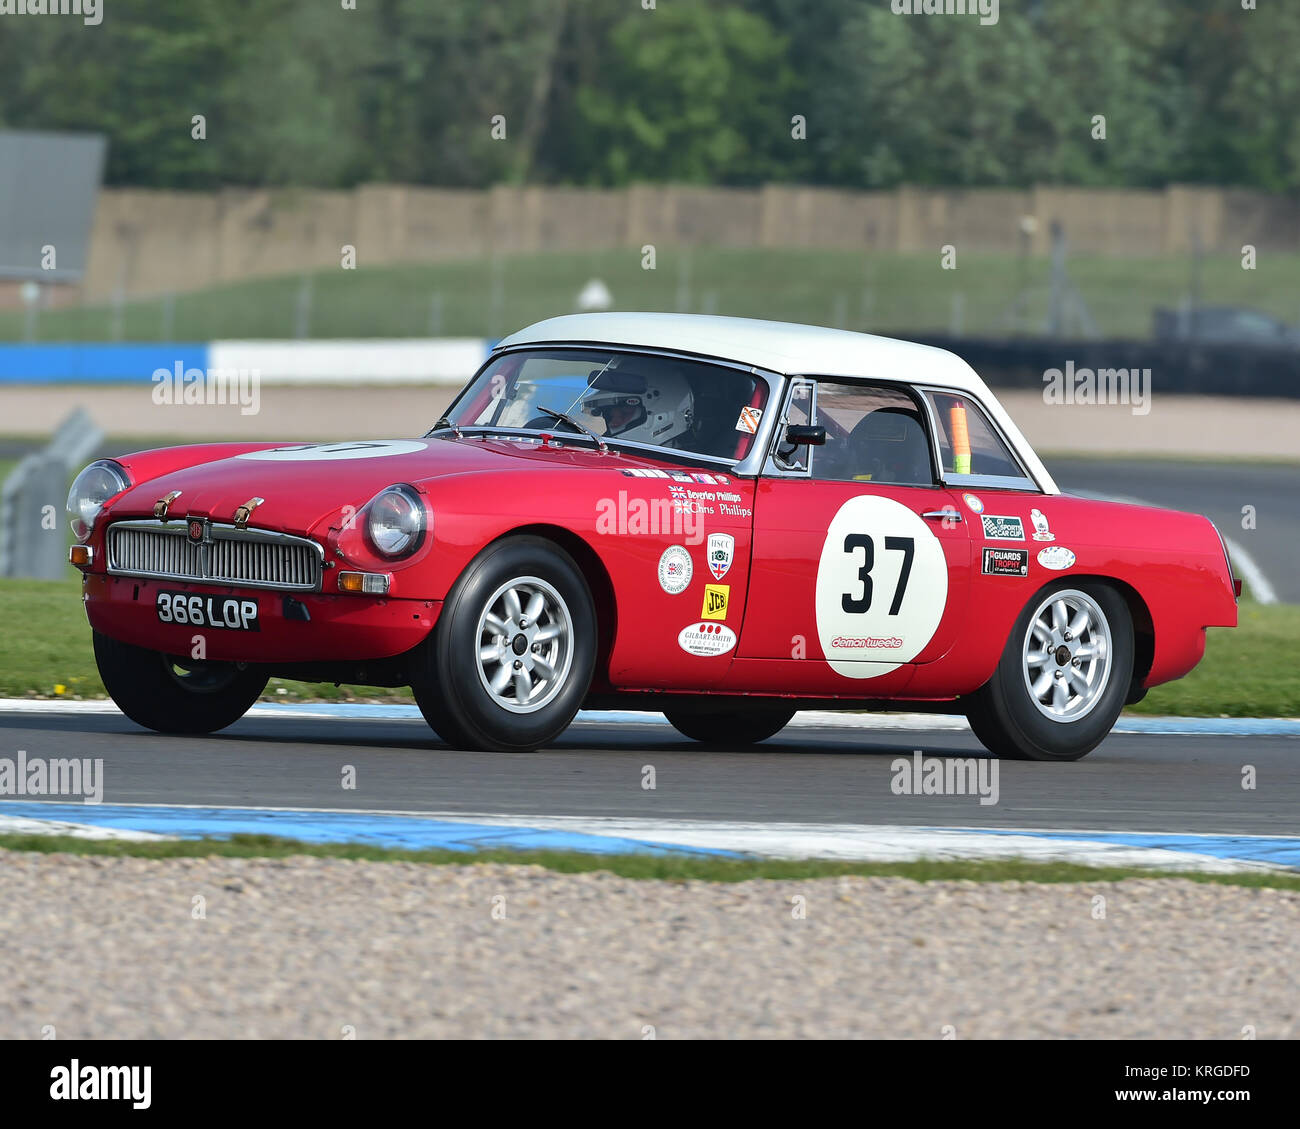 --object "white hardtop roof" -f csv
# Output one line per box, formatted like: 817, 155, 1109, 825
500, 312, 983, 388
497, 313, 1058, 493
